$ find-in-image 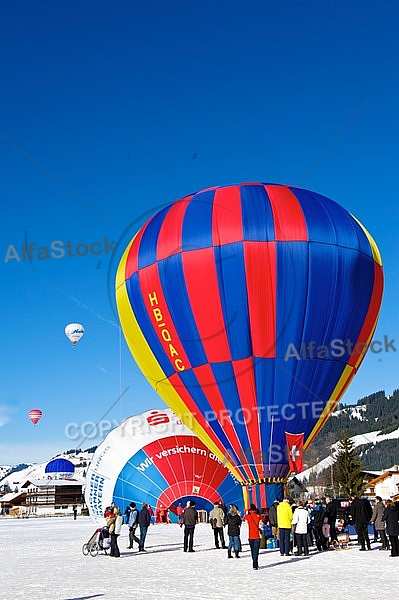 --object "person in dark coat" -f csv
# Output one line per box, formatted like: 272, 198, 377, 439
138, 502, 151, 551
219, 501, 228, 518
371, 497, 390, 551
325, 497, 338, 542
225, 504, 242, 558
382, 500, 399, 557
181, 500, 198, 552
124, 502, 133, 525
312, 499, 328, 551
350, 494, 371, 551
127, 502, 140, 549
268, 499, 279, 541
